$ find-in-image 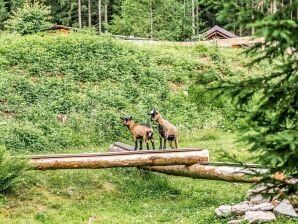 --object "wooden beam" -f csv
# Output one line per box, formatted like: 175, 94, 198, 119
29, 147, 208, 170
109, 142, 266, 183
